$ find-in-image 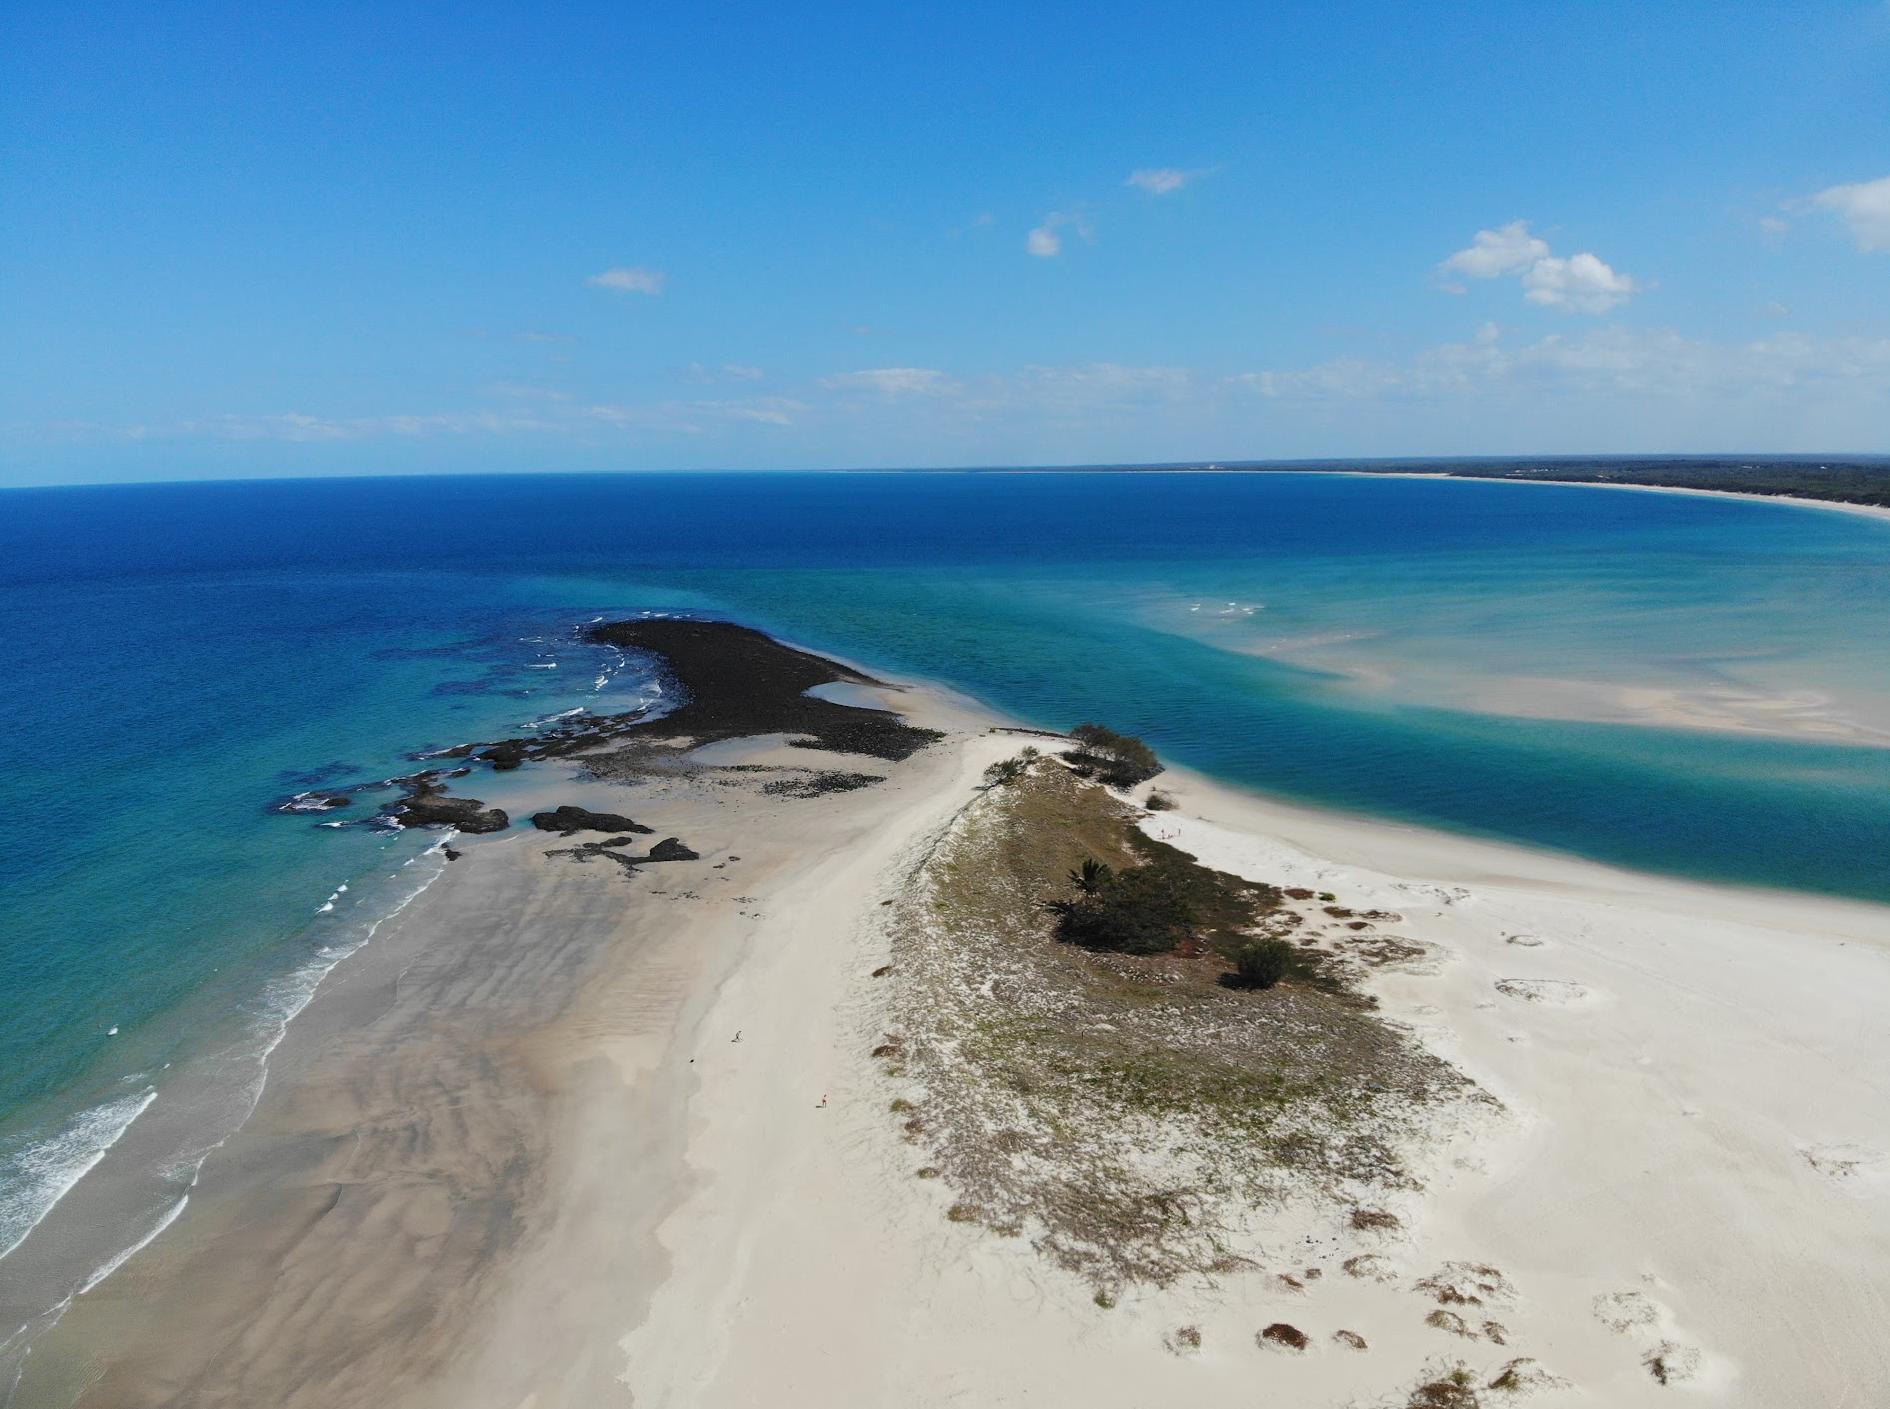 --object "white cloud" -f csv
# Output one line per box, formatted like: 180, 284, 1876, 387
1234, 326, 1890, 404
1125, 167, 1199, 196
1812, 174, 1890, 252
682, 362, 765, 384
1438, 221, 1639, 314
1440, 220, 1550, 281
1522, 252, 1640, 314
587, 265, 667, 295
1025, 211, 1094, 258
818, 367, 959, 396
